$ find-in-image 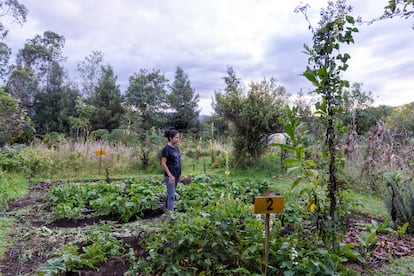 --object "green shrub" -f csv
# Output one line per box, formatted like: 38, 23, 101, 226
0, 145, 26, 173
